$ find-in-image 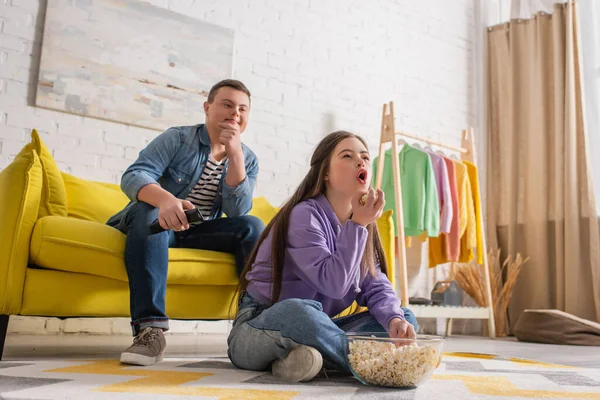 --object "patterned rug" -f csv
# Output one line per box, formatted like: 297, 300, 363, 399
1, 353, 599, 399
